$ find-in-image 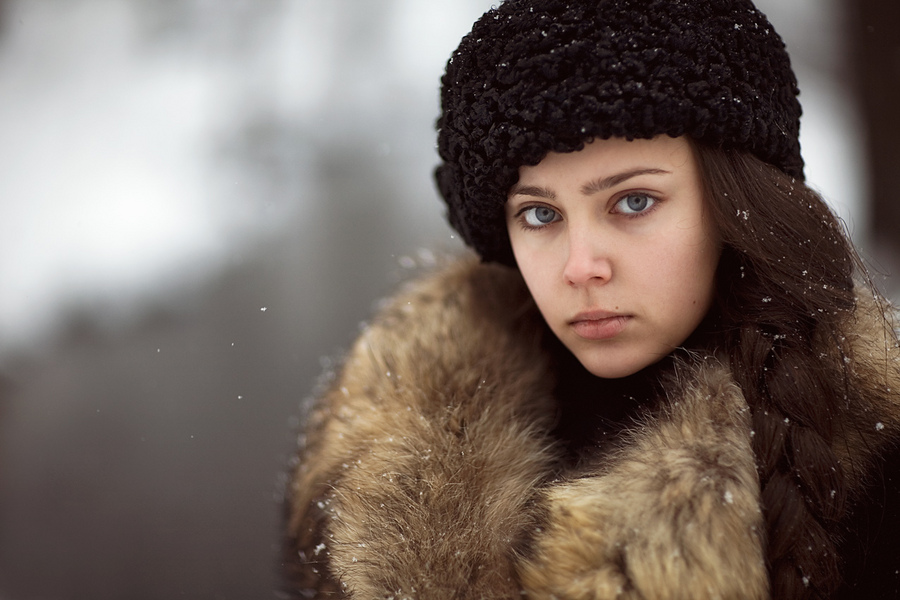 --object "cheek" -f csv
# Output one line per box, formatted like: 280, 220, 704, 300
513, 248, 564, 322
518, 260, 555, 312
644, 229, 719, 312
512, 237, 555, 286
680, 243, 719, 320
690, 226, 722, 298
